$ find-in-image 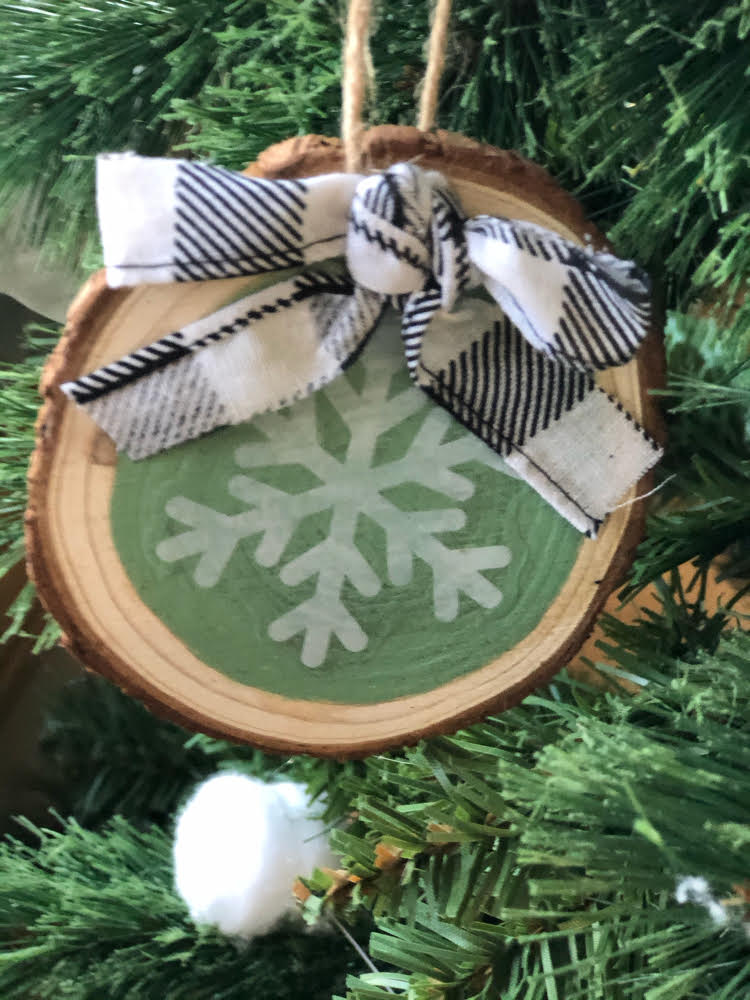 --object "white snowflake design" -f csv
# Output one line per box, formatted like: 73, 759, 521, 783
155, 324, 513, 668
